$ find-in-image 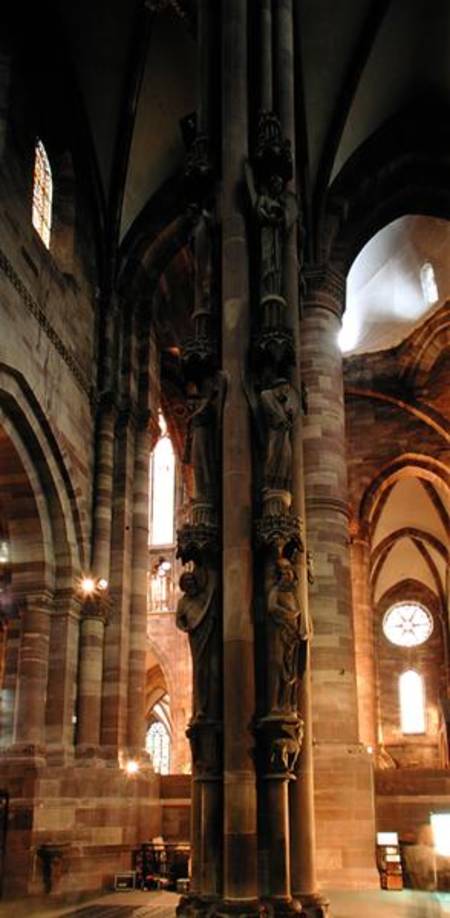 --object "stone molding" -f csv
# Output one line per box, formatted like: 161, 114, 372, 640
0, 246, 92, 397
